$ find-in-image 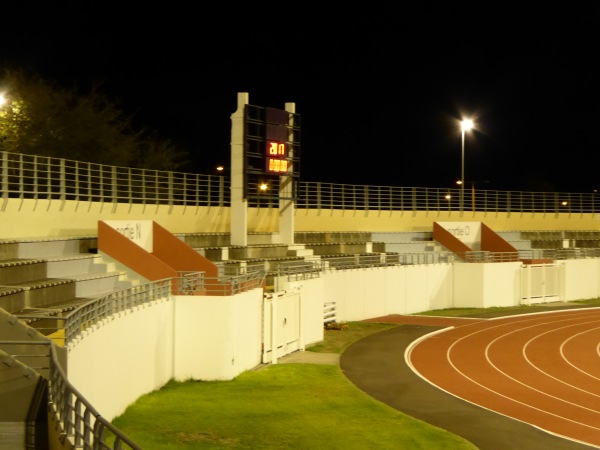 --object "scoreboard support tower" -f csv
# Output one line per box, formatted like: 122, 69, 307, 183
229, 92, 300, 246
